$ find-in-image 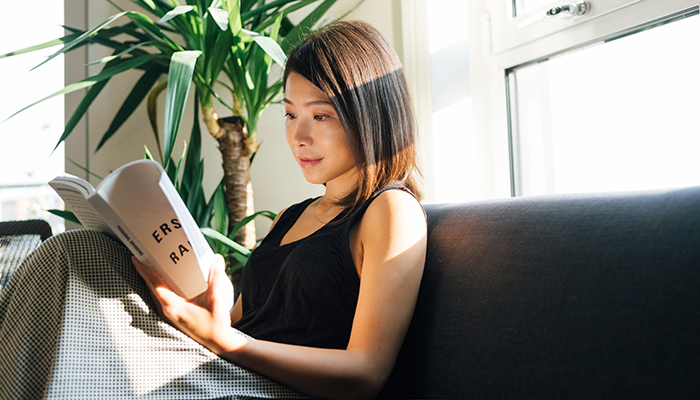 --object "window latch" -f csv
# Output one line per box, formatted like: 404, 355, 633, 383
546, 1, 591, 18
